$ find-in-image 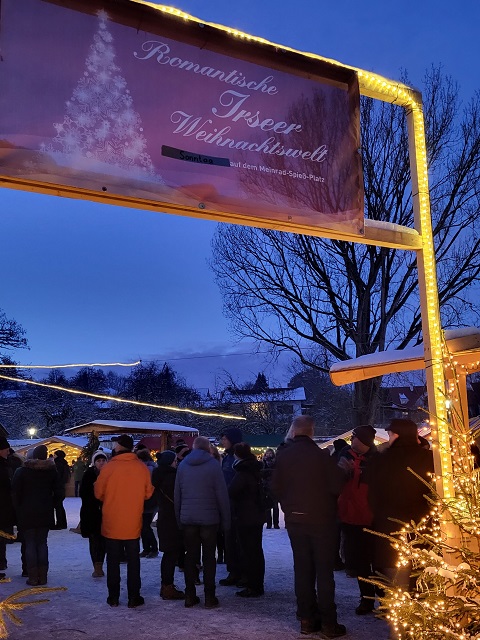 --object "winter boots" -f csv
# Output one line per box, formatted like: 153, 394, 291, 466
204, 591, 219, 609
160, 584, 185, 600
38, 566, 48, 585
26, 567, 39, 586
92, 562, 105, 577
26, 566, 47, 586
